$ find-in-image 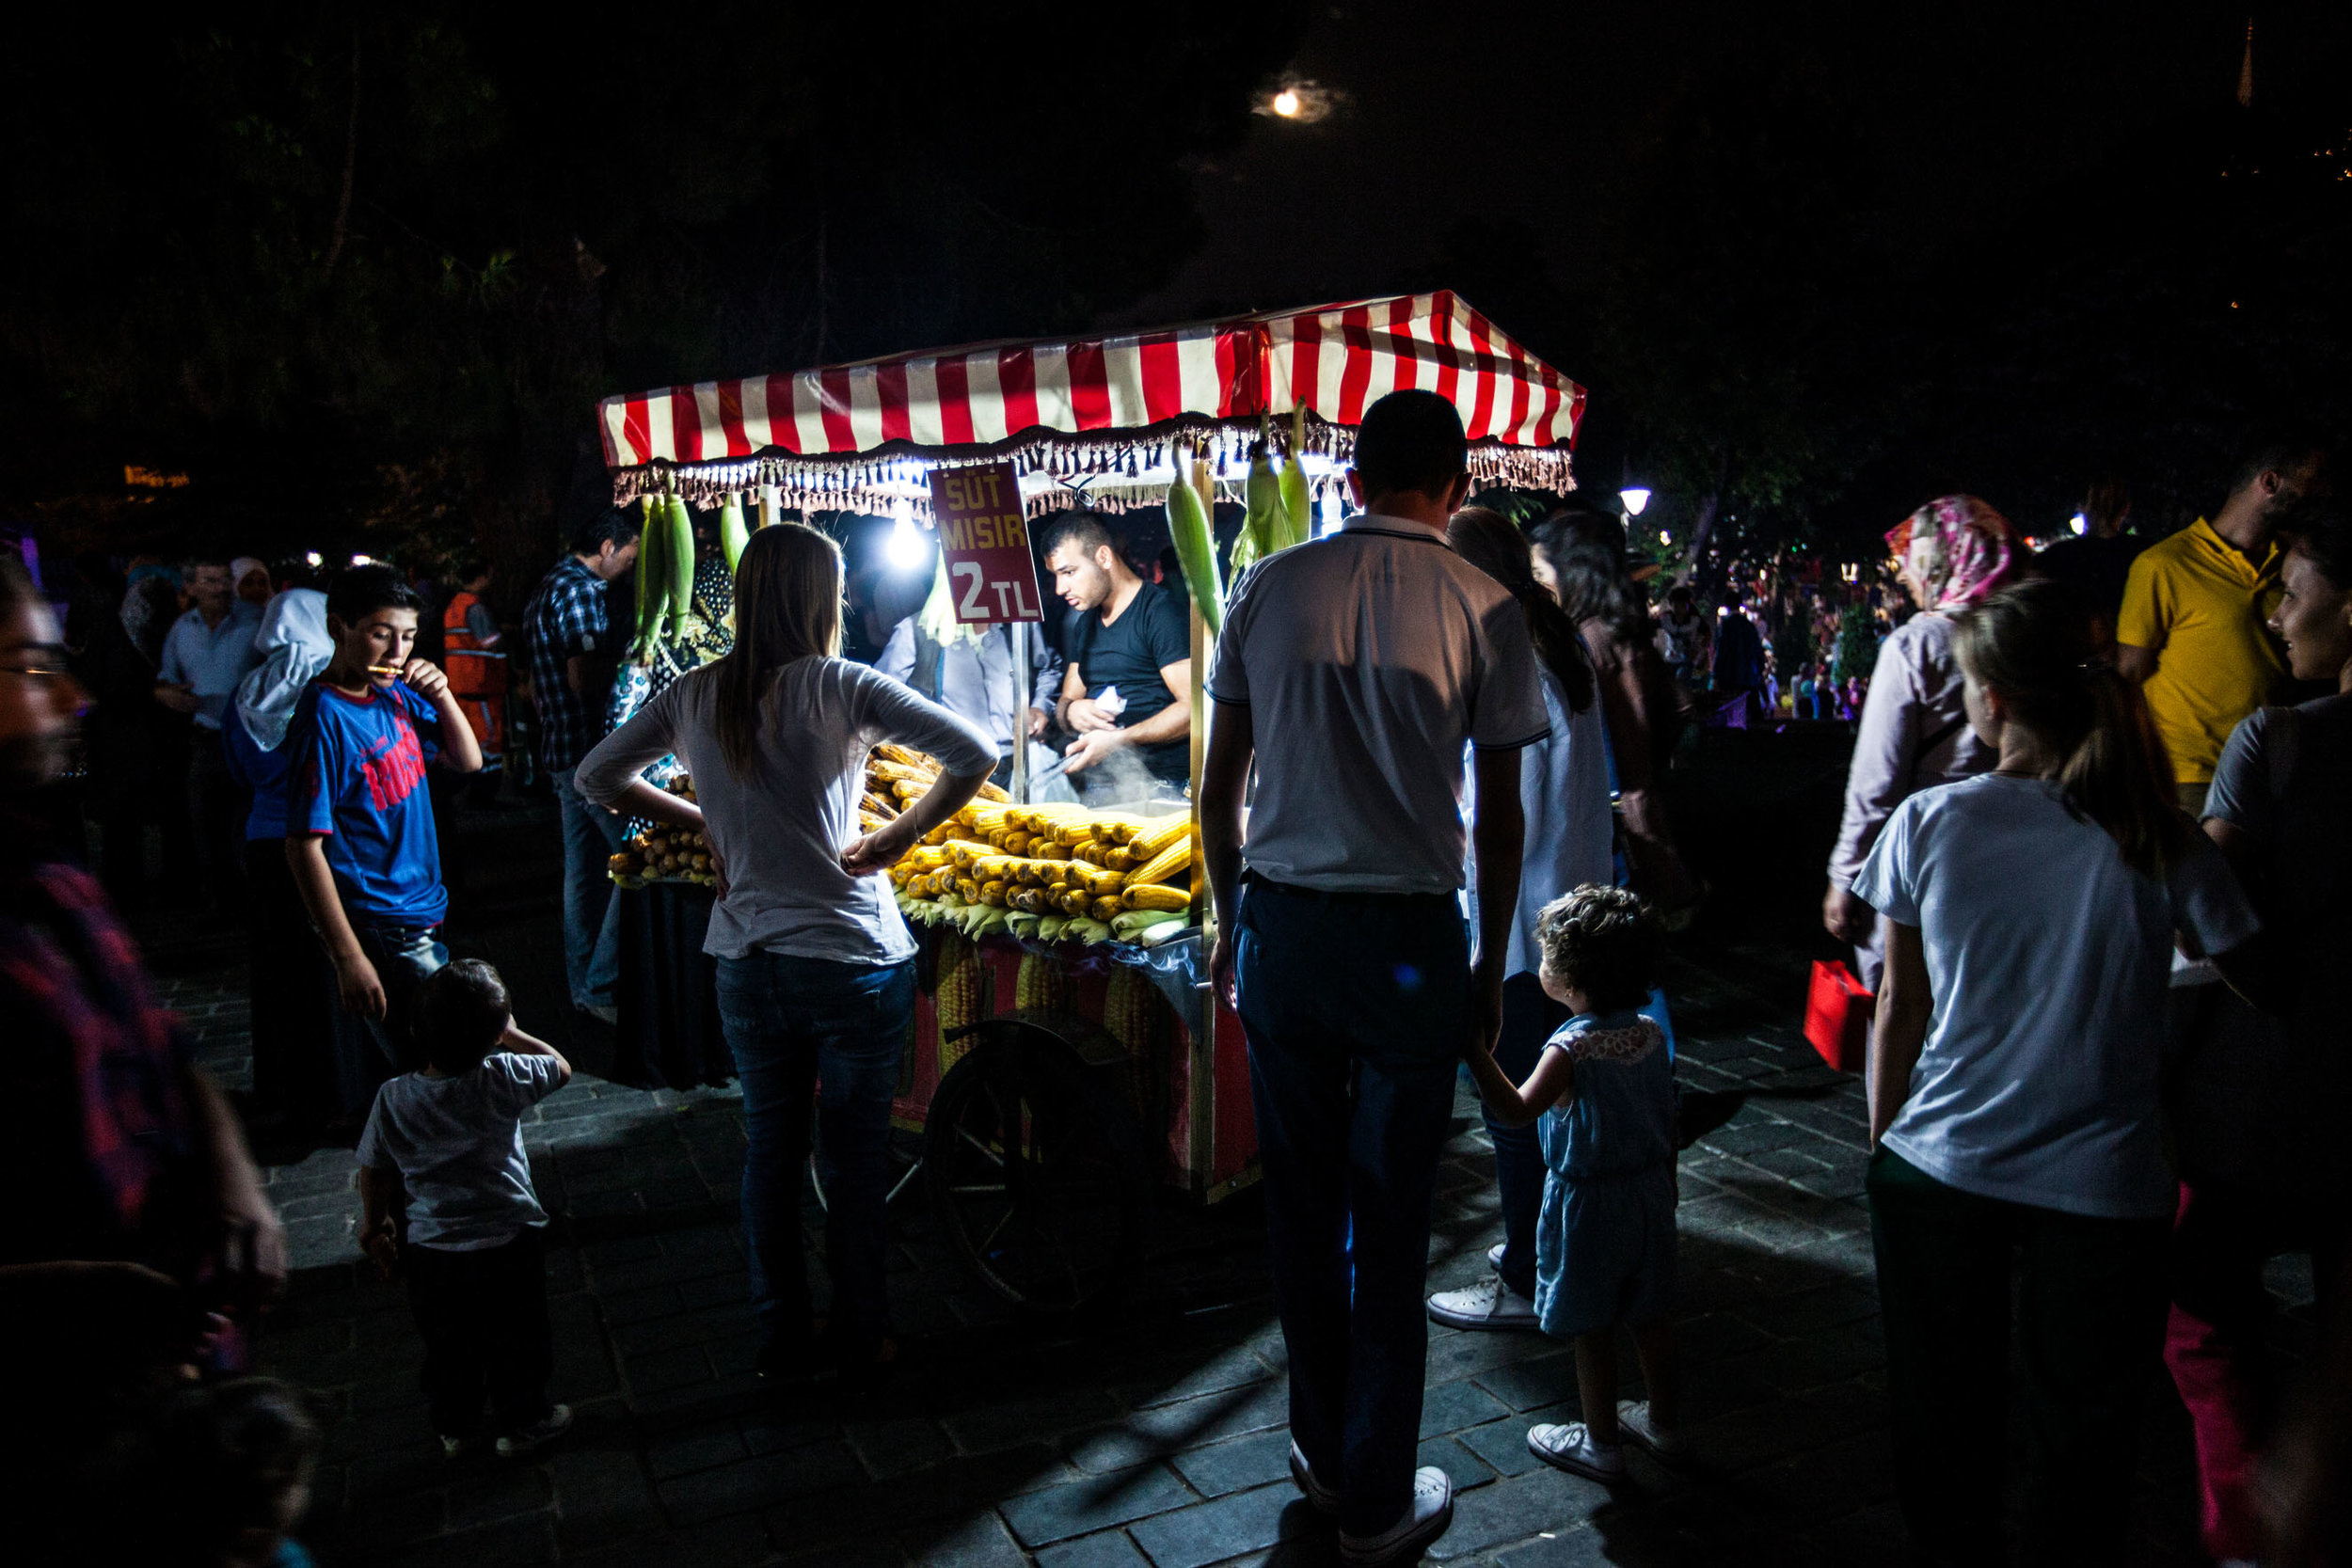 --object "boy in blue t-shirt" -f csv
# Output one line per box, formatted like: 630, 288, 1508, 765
287, 566, 483, 1087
